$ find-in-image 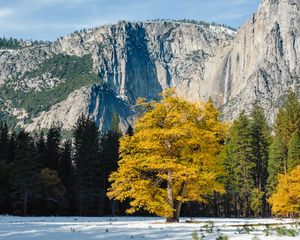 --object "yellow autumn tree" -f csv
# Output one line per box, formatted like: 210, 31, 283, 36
268, 166, 300, 217
107, 89, 228, 222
